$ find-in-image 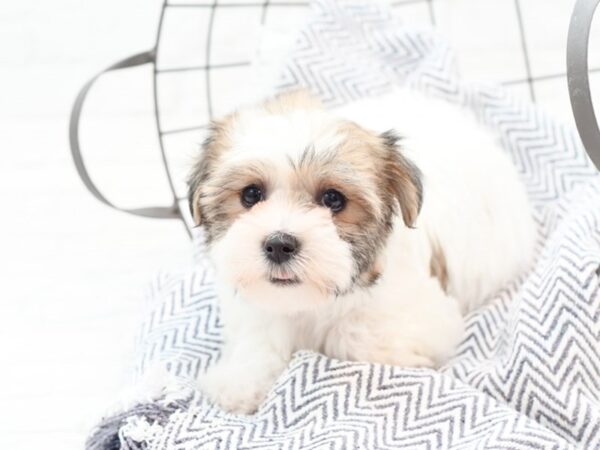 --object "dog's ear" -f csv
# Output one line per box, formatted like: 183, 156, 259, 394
187, 116, 234, 225
380, 130, 423, 228
187, 156, 208, 225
